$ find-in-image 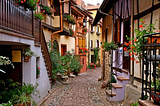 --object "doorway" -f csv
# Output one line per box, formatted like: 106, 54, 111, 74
61, 44, 67, 56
